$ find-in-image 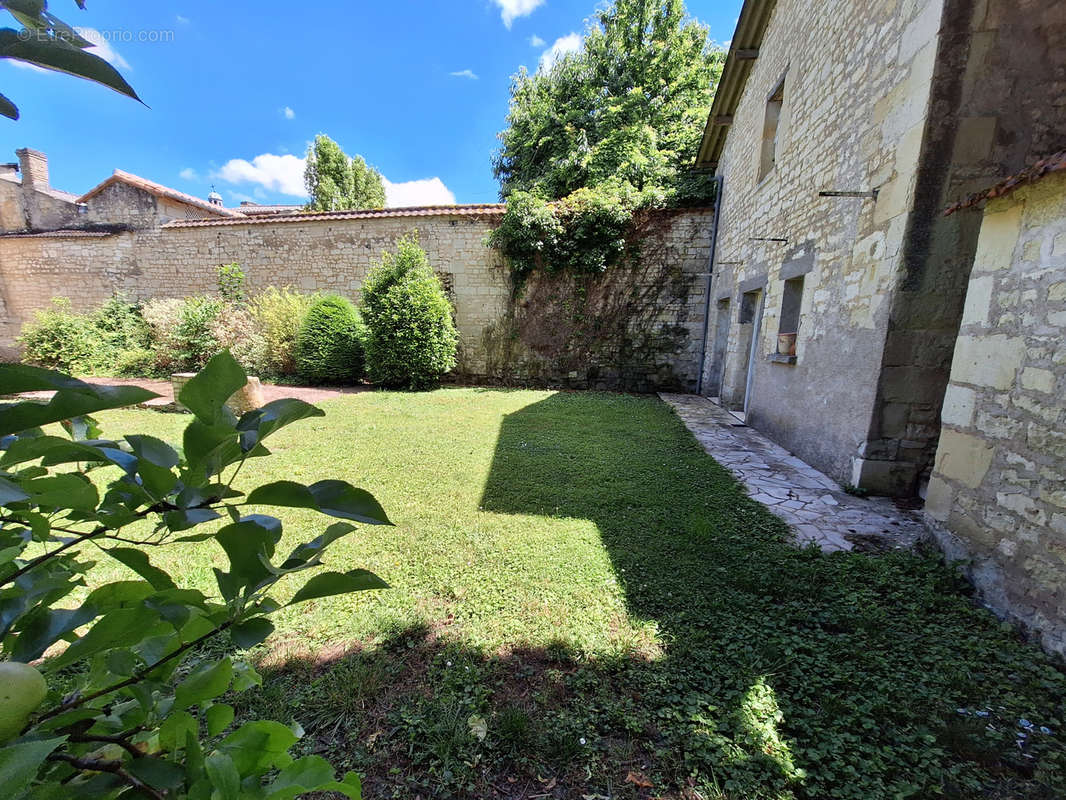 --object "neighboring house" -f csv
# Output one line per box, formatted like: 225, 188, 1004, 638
0, 149, 240, 234
927, 153, 1066, 655
696, 0, 1066, 497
